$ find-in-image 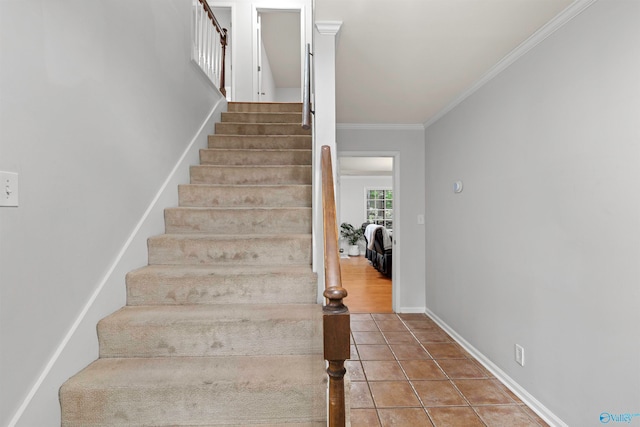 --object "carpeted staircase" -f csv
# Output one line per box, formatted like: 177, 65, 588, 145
60, 102, 327, 426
